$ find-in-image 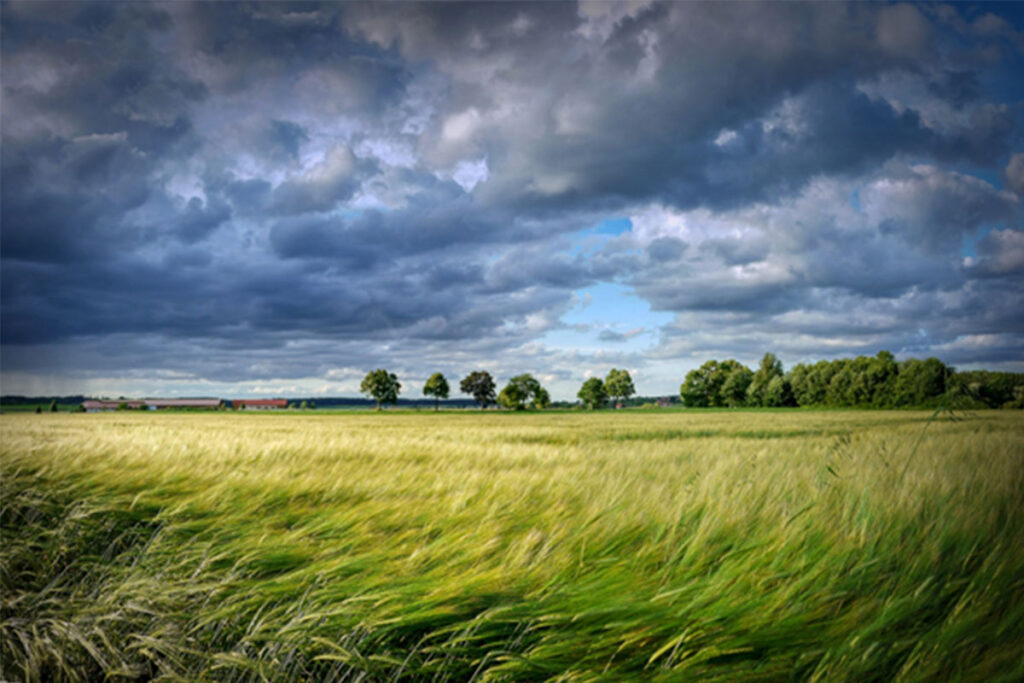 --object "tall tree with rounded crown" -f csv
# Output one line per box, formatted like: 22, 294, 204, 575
361, 369, 401, 411
577, 377, 608, 409
460, 371, 496, 408
498, 374, 548, 410
605, 368, 636, 406
422, 372, 450, 411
